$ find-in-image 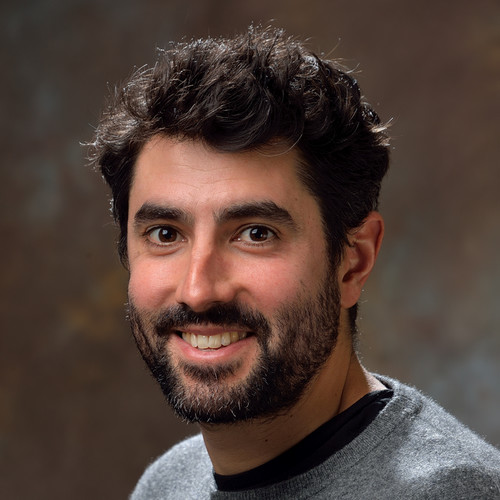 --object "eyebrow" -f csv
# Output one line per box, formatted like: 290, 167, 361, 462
133, 202, 193, 227
133, 200, 297, 230
215, 201, 297, 229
